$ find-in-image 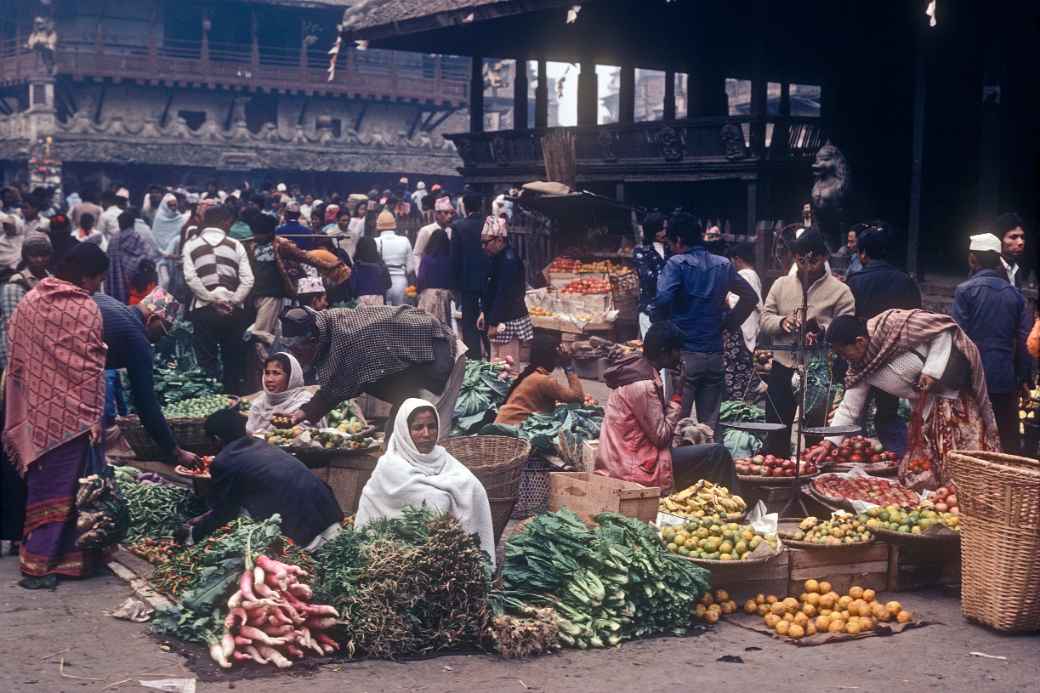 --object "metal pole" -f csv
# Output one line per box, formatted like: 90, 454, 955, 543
907, 20, 928, 279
